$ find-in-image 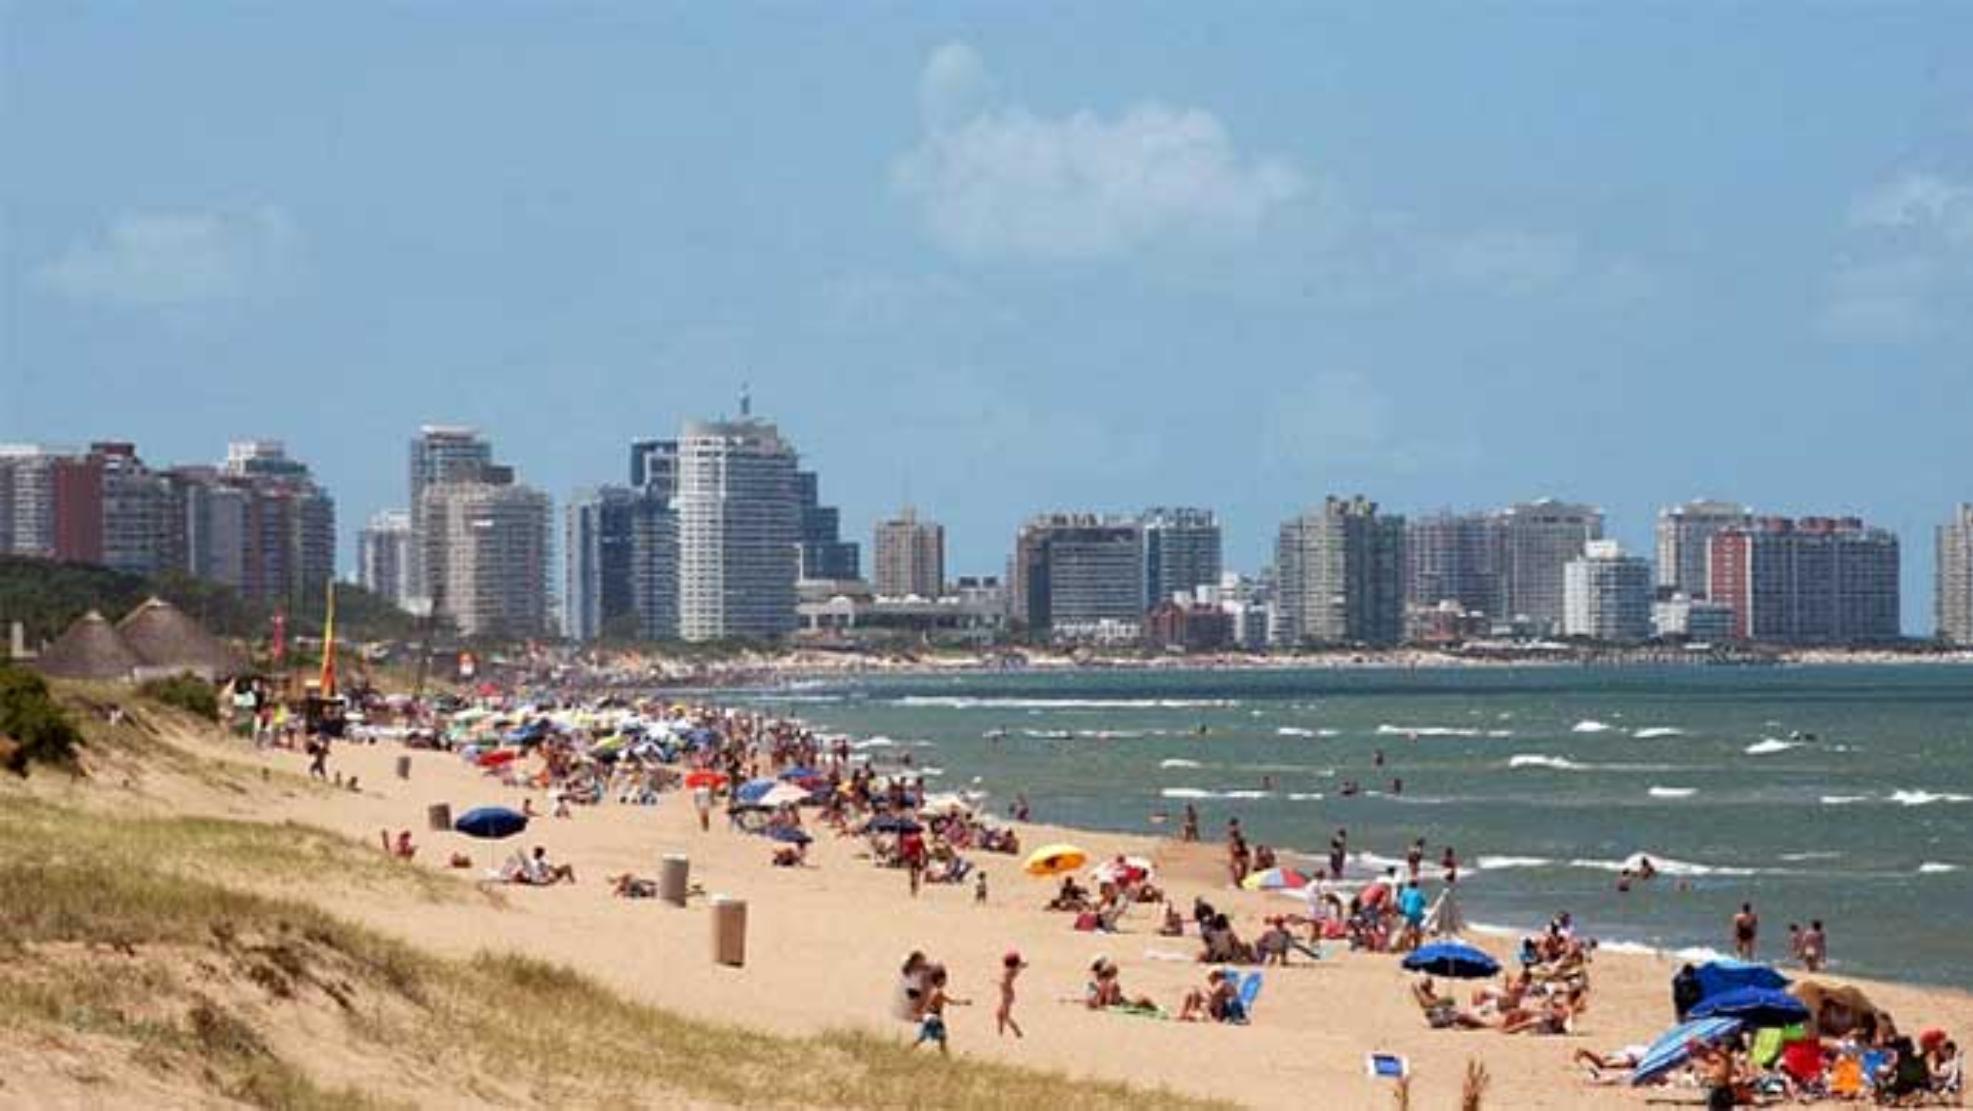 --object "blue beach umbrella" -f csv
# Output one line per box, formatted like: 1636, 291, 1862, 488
454, 806, 528, 840
1690, 987, 1810, 1028
1401, 941, 1502, 980
778, 765, 821, 782
868, 815, 923, 834
1631, 1016, 1744, 1086
733, 778, 779, 804
766, 826, 813, 845
1694, 959, 1789, 1000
